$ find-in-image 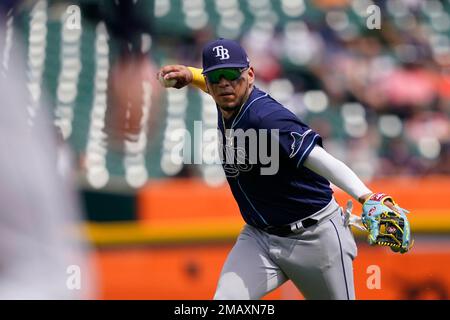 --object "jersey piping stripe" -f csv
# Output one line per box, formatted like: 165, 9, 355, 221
237, 179, 269, 226
296, 133, 319, 168
330, 219, 350, 300
231, 93, 268, 129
